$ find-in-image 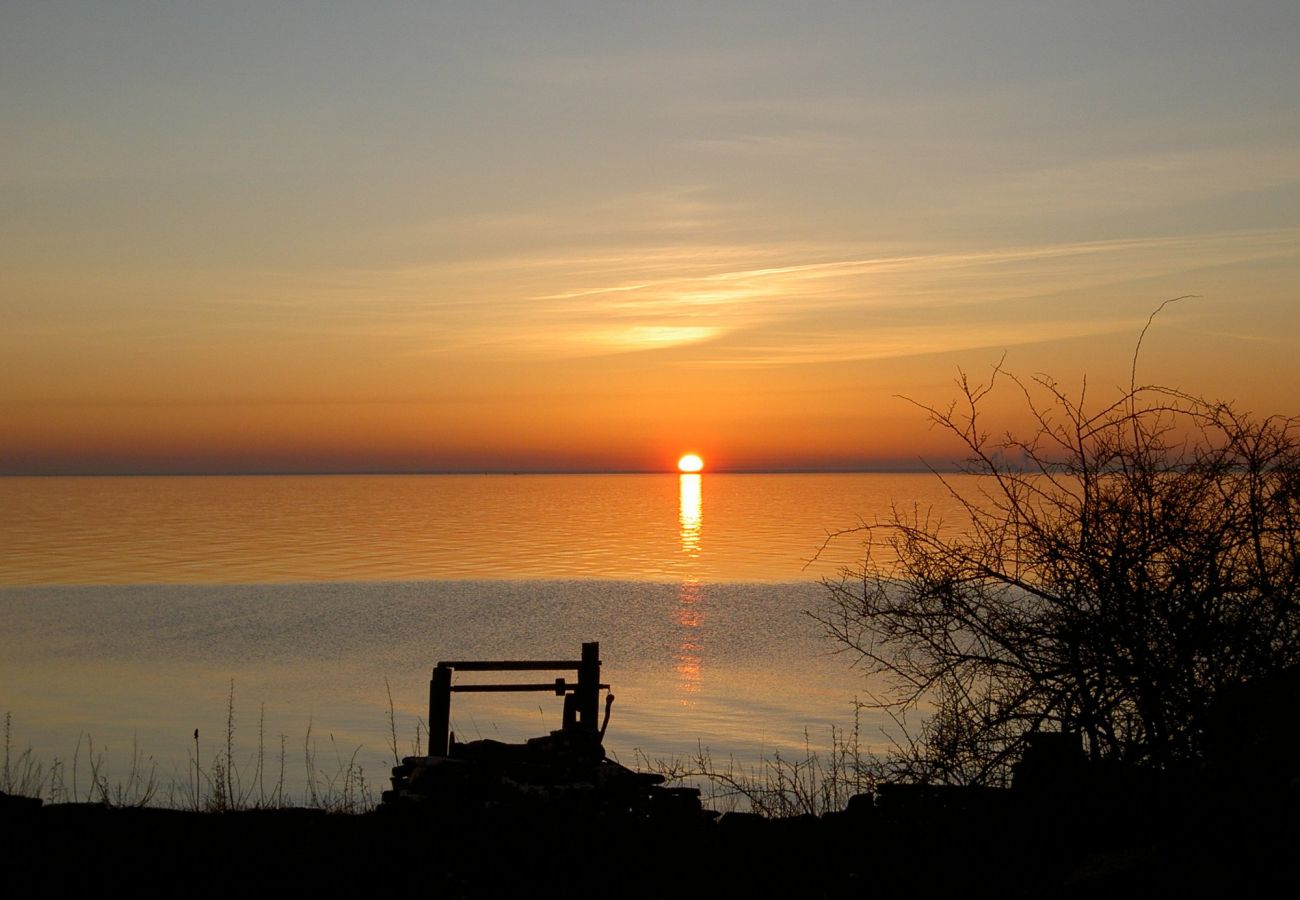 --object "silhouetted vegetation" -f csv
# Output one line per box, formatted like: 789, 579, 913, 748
2, 682, 382, 813
816, 310, 1300, 784
637, 718, 871, 817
